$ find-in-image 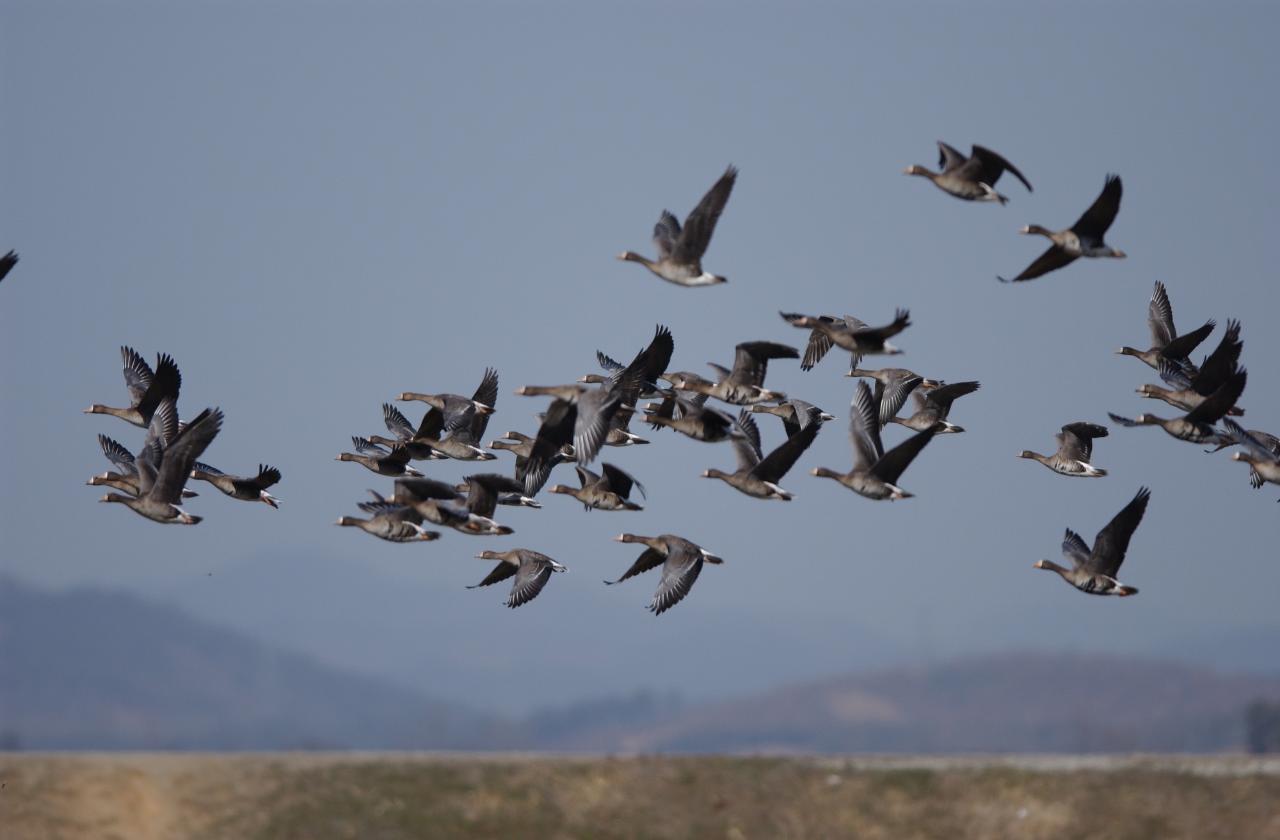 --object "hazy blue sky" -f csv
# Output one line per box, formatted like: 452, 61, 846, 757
3, 1, 1279, 713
